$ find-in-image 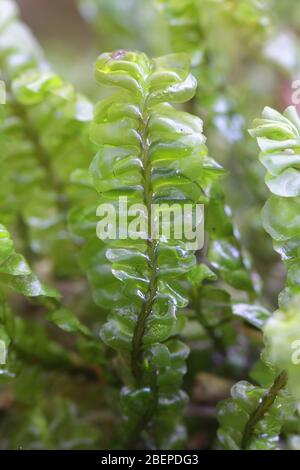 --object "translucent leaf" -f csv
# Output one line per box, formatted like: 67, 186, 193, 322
0, 224, 59, 299
46, 309, 92, 337
232, 302, 271, 329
